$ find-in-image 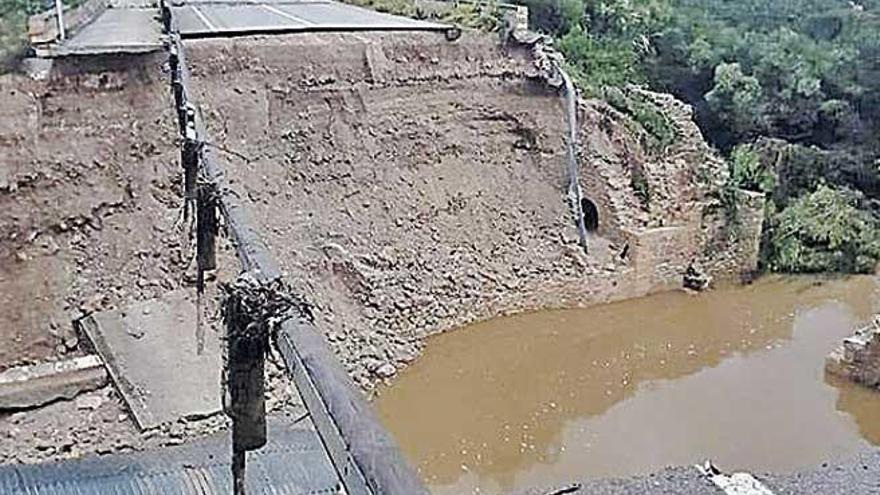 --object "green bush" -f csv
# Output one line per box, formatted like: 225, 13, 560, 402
0, 0, 33, 70
765, 184, 880, 273
603, 86, 676, 150
559, 0, 583, 33
559, 26, 643, 91
704, 63, 764, 141
729, 144, 775, 194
